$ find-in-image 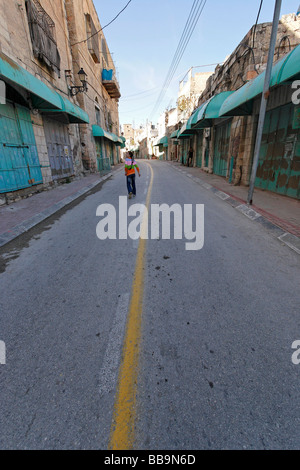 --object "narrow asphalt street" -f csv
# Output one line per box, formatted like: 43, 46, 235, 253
0, 160, 299, 450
